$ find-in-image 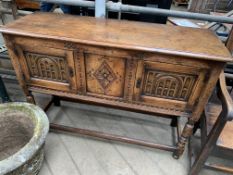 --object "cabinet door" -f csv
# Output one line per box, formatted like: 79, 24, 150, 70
83, 51, 127, 99
16, 45, 77, 92
134, 60, 207, 112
